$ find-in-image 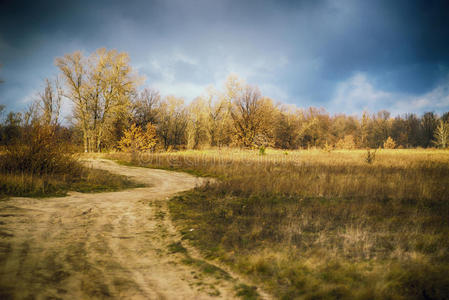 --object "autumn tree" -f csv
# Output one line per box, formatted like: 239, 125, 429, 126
187, 97, 209, 149
371, 110, 391, 147
228, 81, 275, 148
56, 48, 141, 152
390, 116, 408, 148
133, 88, 161, 128
359, 111, 370, 148
420, 112, 438, 148
433, 120, 449, 148
336, 135, 356, 149
330, 114, 359, 147
0, 110, 22, 145
404, 113, 421, 147
274, 106, 301, 149
204, 87, 231, 147
119, 123, 157, 152
157, 96, 188, 150
297, 107, 330, 148
36, 78, 62, 126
